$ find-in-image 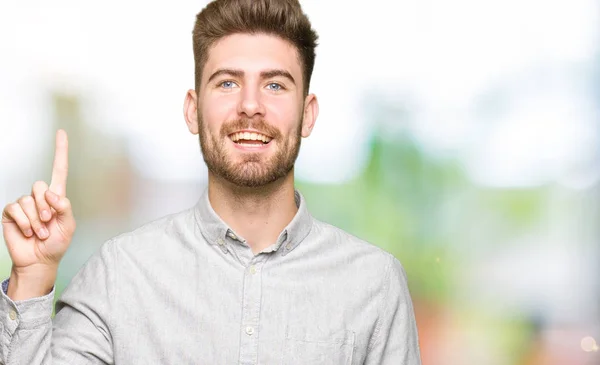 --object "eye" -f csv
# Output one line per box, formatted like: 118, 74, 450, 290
219, 80, 238, 89
266, 83, 283, 91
